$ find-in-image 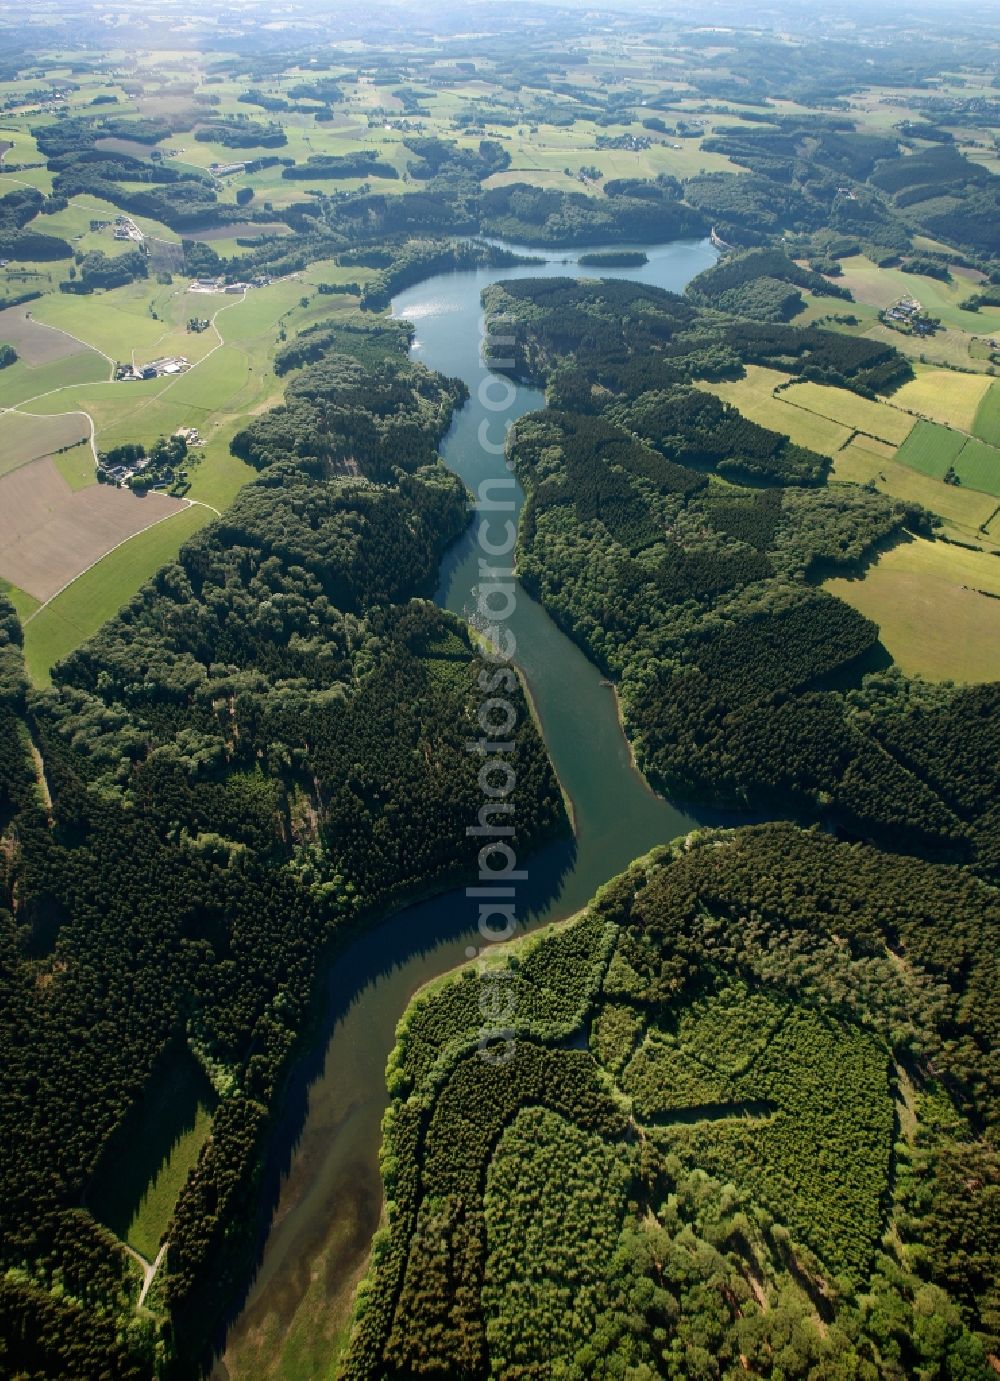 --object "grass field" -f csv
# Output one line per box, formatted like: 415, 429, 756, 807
953, 436, 1000, 497
781, 379, 915, 446
894, 420, 966, 478
836, 254, 1000, 336
889, 366, 993, 432
832, 440, 1000, 547
186, 435, 256, 512
848, 433, 897, 461
973, 380, 1000, 446
698, 366, 853, 456
22, 501, 211, 685
826, 535, 1000, 682
0, 350, 110, 408
52, 441, 97, 490
0, 577, 39, 621
0, 457, 183, 601
88, 1047, 217, 1263
0, 301, 97, 364
0, 410, 89, 476
869, 322, 995, 373
30, 283, 178, 361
